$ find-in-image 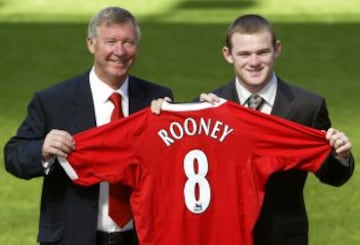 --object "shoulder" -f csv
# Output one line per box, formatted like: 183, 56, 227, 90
206, 80, 238, 103
276, 77, 330, 128
277, 77, 325, 106
129, 75, 173, 97
35, 71, 90, 99
211, 81, 234, 95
